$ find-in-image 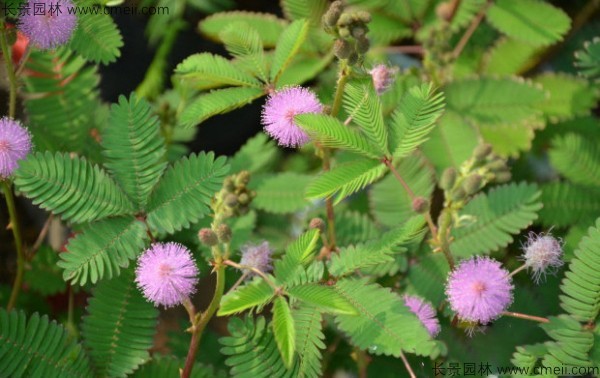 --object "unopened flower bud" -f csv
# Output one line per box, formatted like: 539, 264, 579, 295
215, 224, 232, 243
338, 27, 350, 38
451, 186, 466, 201
487, 158, 506, 172
355, 36, 370, 54
462, 174, 482, 195
494, 170, 511, 183
322, 1, 343, 28
351, 26, 366, 39
369, 64, 397, 94
440, 167, 457, 191
334, 39, 353, 59
224, 193, 238, 207
473, 144, 493, 161
223, 177, 235, 191
412, 197, 430, 214
347, 52, 359, 65
238, 192, 250, 205
198, 228, 218, 246
235, 171, 251, 187
356, 10, 371, 23
436, 1, 453, 21
309, 217, 326, 232
337, 13, 353, 27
